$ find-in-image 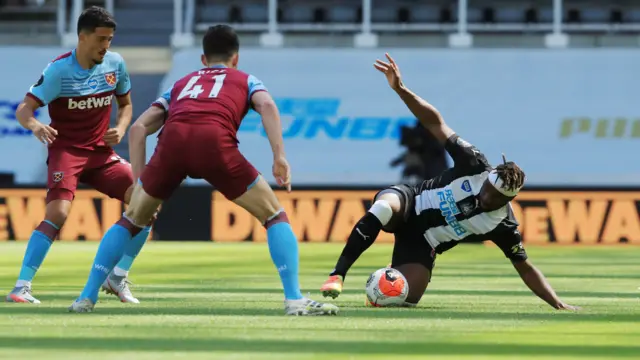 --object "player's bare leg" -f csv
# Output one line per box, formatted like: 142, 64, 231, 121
321, 191, 403, 299
7, 199, 71, 304
234, 176, 338, 316
100, 184, 144, 304
70, 185, 161, 313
